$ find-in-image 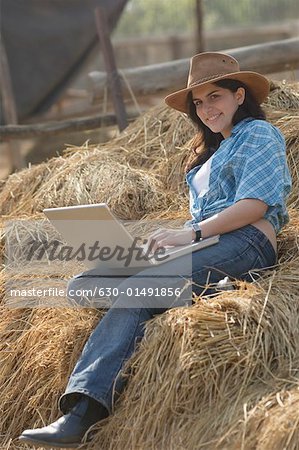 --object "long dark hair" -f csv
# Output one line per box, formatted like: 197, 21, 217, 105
185, 79, 266, 173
